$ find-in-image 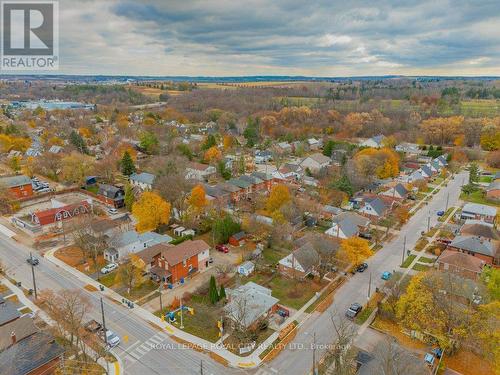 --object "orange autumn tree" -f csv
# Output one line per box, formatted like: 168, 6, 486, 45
204, 146, 222, 164
223, 135, 233, 151
266, 184, 291, 213
132, 192, 171, 232
187, 184, 207, 211
354, 147, 400, 179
